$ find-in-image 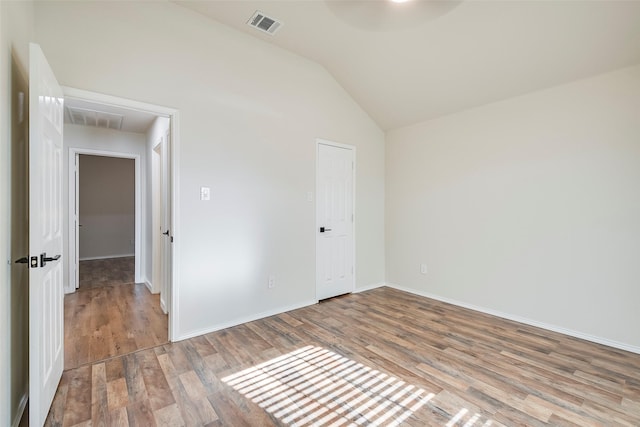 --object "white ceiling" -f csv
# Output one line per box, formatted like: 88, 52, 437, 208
175, 0, 640, 130
64, 98, 158, 134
